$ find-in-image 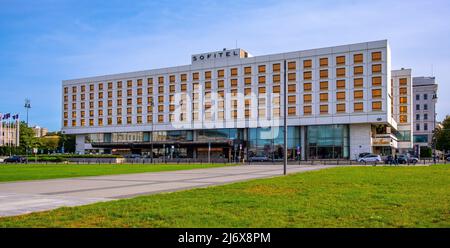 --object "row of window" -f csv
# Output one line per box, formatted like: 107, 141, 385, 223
63, 76, 385, 105
64, 52, 385, 94
63, 101, 383, 128
65, 66, 383, 96
416, 123, 430, 131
